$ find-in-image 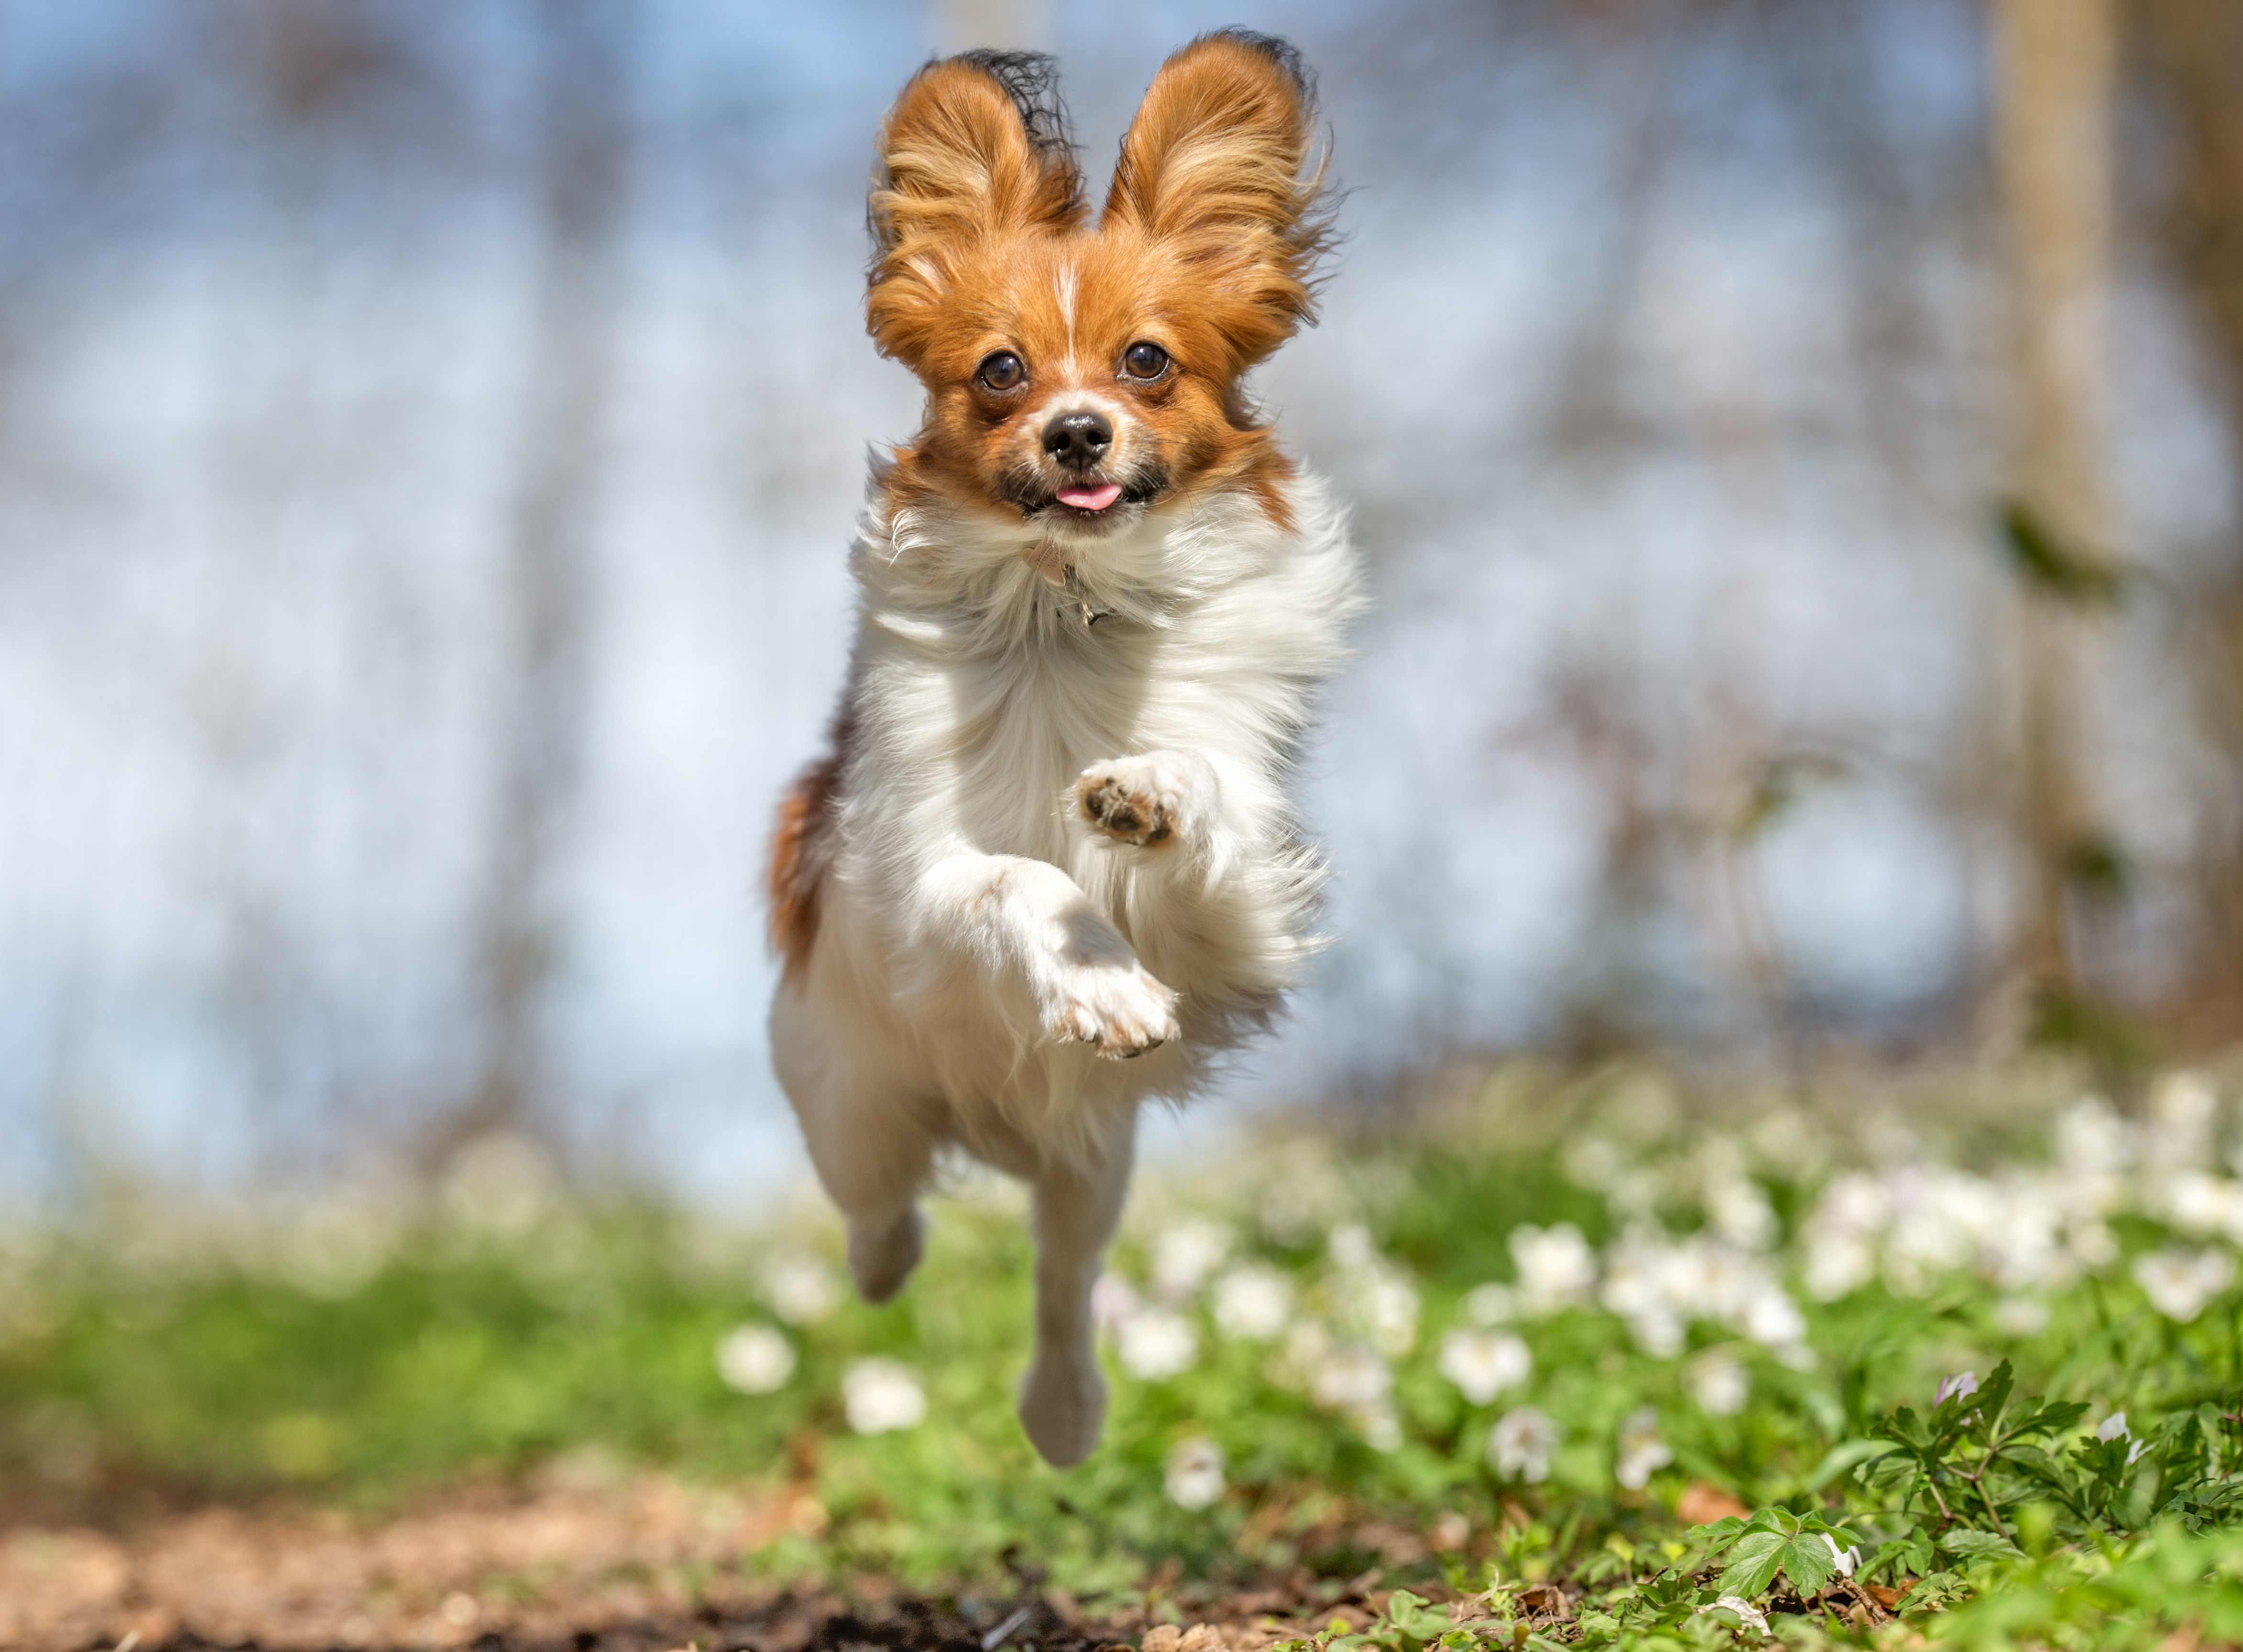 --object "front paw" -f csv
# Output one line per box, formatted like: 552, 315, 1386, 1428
1043, 959, 1180, 1058
1076, 754, 1199, 848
